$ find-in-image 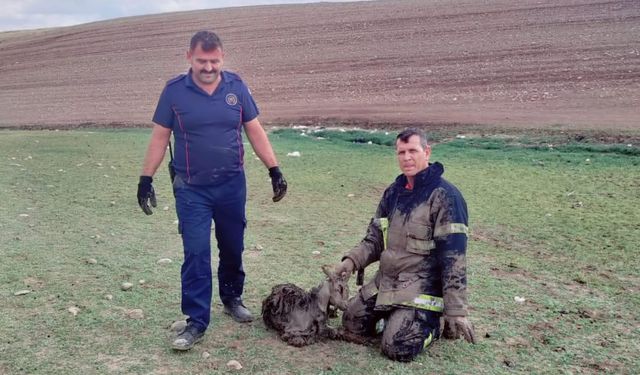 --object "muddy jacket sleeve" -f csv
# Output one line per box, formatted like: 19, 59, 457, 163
344, 188, 392, 270
433, 187, 470, 317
